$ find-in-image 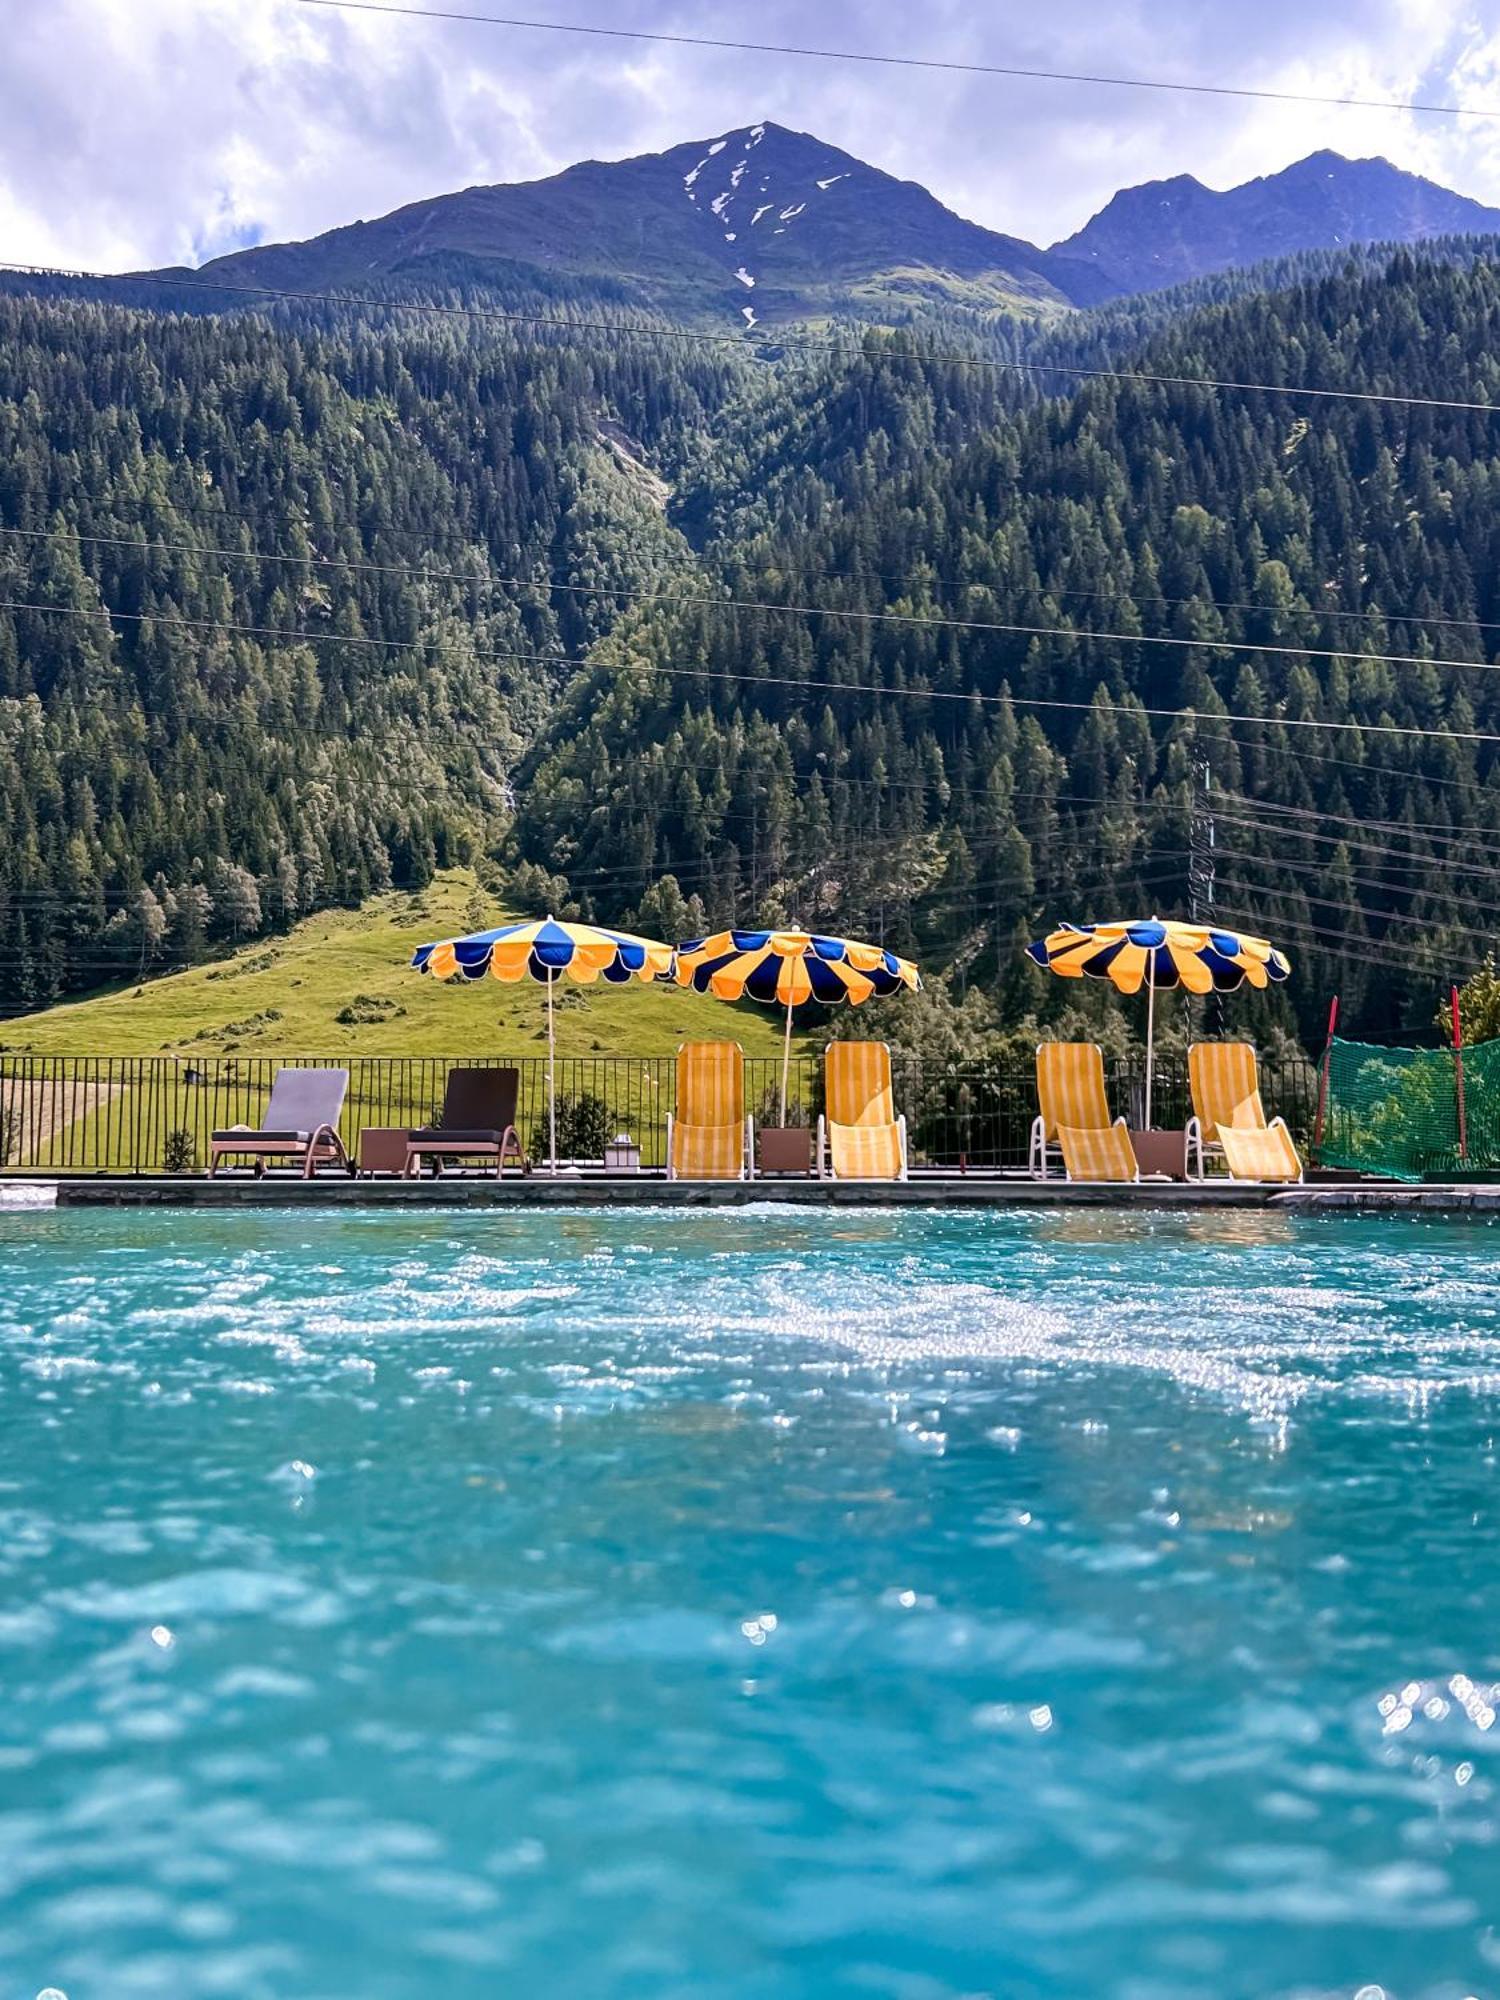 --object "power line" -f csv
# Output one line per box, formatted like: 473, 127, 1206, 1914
294, 0, 1500, 120
737, 564, 1500, 645
7, 260, 1500, 418
10, 771, 1479, 914
1214, 857, 1499, 938
8, 592, 1500, 745
1213, 821, 1500, 893
1211, 805, 1500, 877
0, 786, 1186, 908
0, 835, 1466, 987
26, 514, 1500, 652
1207, 909, 1467, 979
1217, 790, 1500, 844
1218, 841, 1500, 922
6, 801, 1484, 921
1213, 794, 1497, 850
0, 843, 1192, 974
560, 829, 1194, 908
1209, 894, 1481, 960
1218, 729, 1500, 795
13, 524, 1500, 680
